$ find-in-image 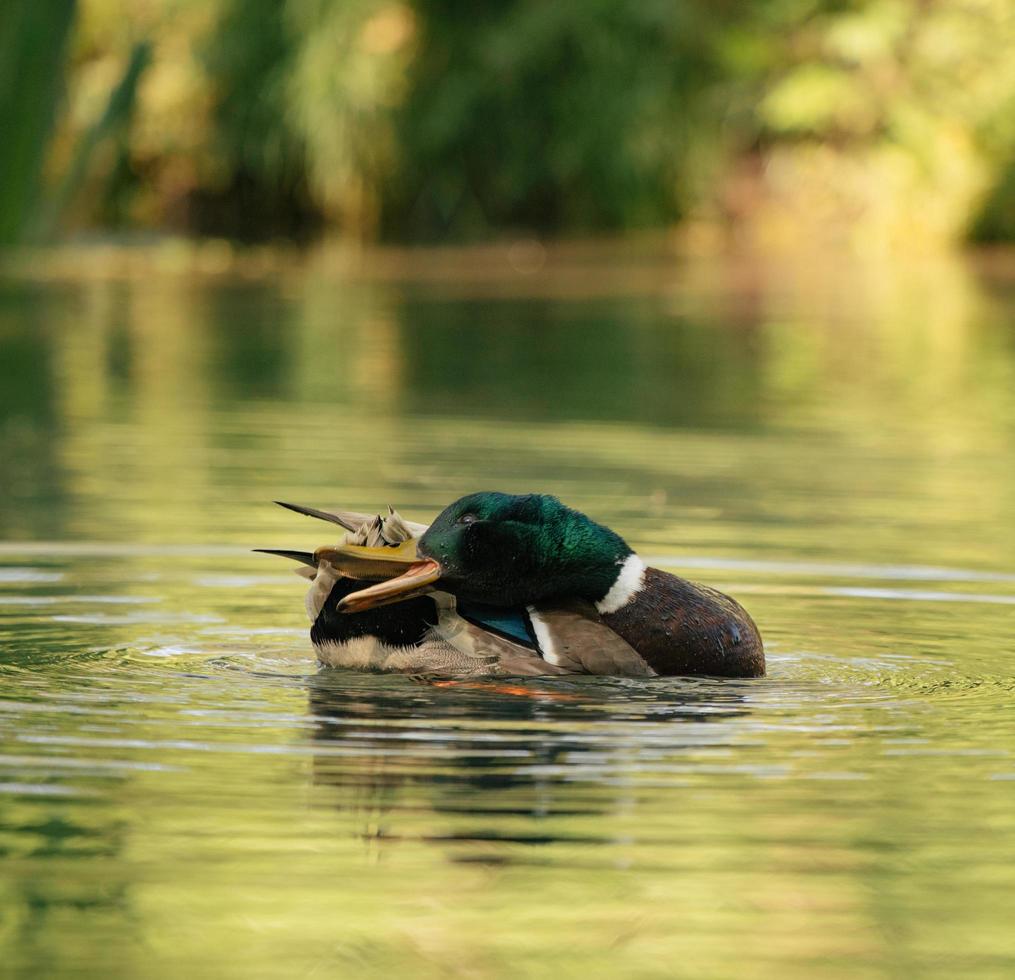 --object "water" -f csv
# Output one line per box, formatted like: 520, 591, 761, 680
1, 244, 1014, 978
